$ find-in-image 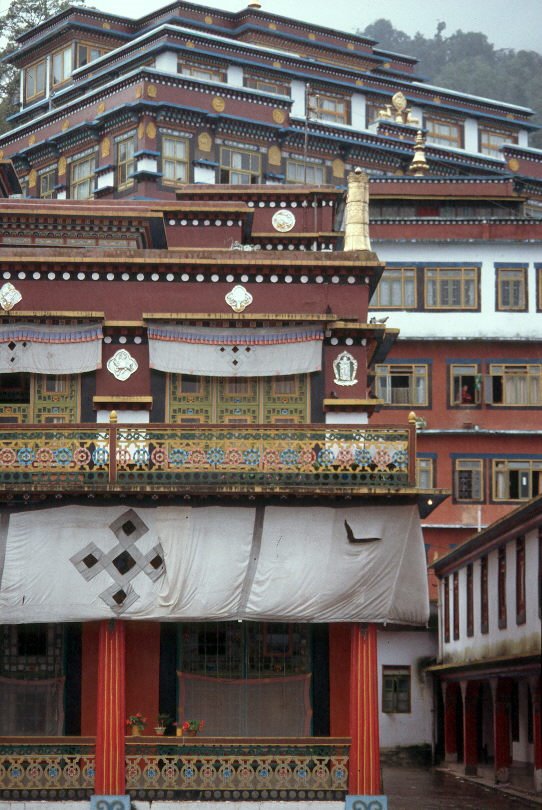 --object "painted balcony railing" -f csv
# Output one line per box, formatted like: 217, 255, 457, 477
0, 424, 415, 493
0, 738, 349, 801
